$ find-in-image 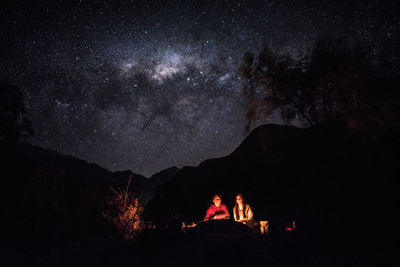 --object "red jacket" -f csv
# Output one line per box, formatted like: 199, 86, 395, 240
204, 204, 230, 221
